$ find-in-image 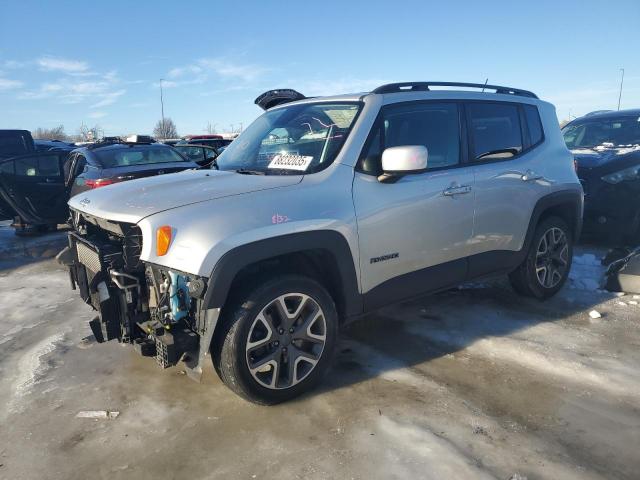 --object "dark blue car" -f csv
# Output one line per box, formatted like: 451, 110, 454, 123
563, 109, 640, 243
